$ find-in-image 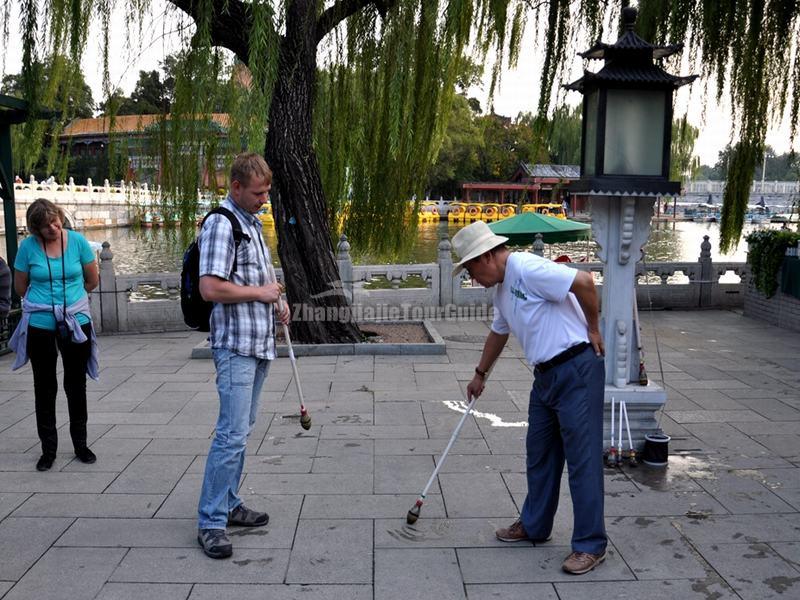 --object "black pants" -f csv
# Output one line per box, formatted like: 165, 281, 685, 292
27, 324, 92, 457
